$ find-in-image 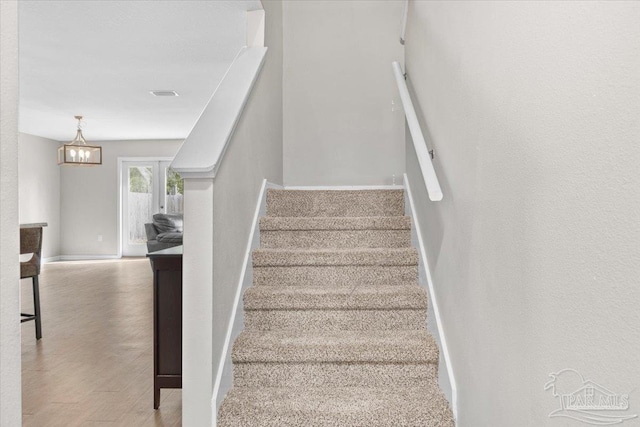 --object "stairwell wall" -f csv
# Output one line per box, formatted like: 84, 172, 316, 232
282, 0, 405, 186
209, 0, 283, 422
405, 2, 640, 426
